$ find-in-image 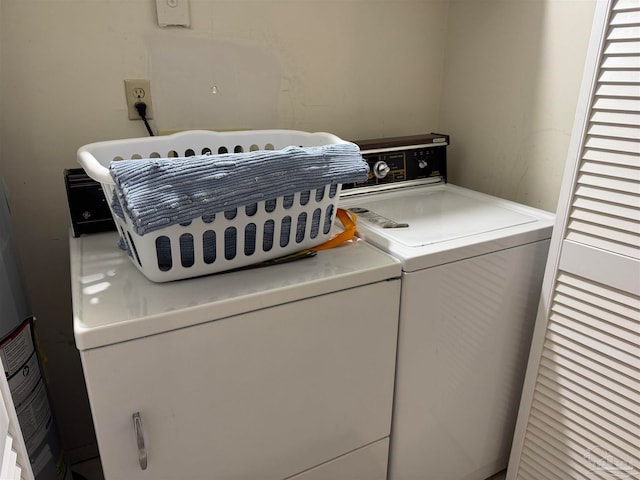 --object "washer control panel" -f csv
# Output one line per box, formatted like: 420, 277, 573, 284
342, 133, 449, 193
